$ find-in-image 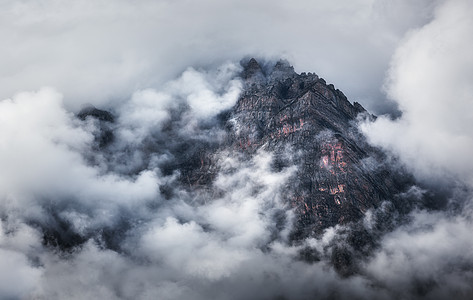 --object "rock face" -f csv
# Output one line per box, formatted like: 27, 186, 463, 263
78, 105, 115, 148
78, 105, 115, 122
219, 58, 412, 238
